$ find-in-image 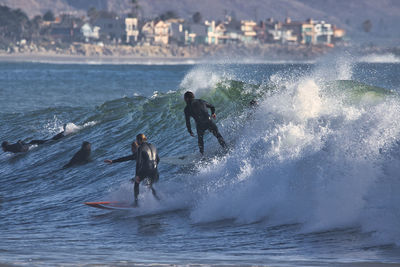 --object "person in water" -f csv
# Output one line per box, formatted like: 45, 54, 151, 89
2, 141, 30, 153
184, 91, 227, 155
132, 133, 160, 206
104, 141, 138, 164
2, 125, 67, 153
28, 124, 67, 145
63, 141, 91, 168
